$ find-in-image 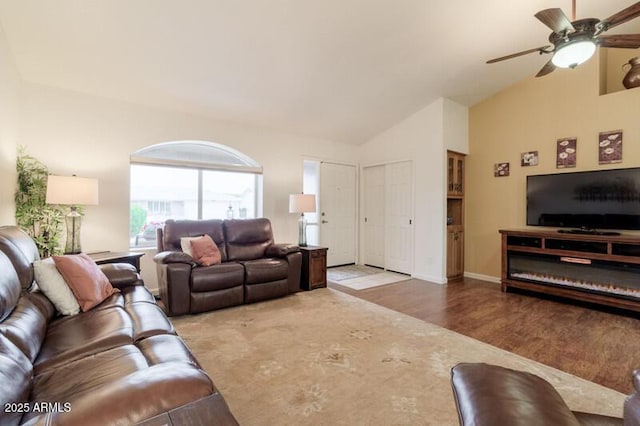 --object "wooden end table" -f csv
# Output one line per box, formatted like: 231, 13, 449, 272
299, 246, 328, 290
87, 251, 145, 272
